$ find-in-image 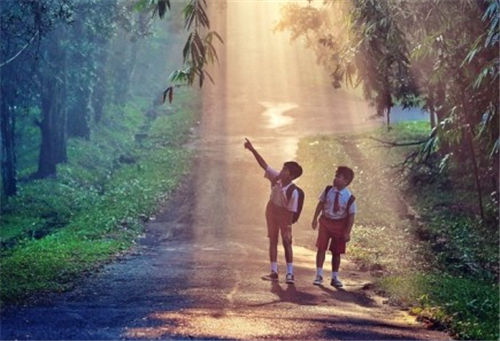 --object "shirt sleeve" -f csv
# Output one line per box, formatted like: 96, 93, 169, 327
348, 201, 357, 215
264, 166, 279, 182
287, 189, 299, 213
